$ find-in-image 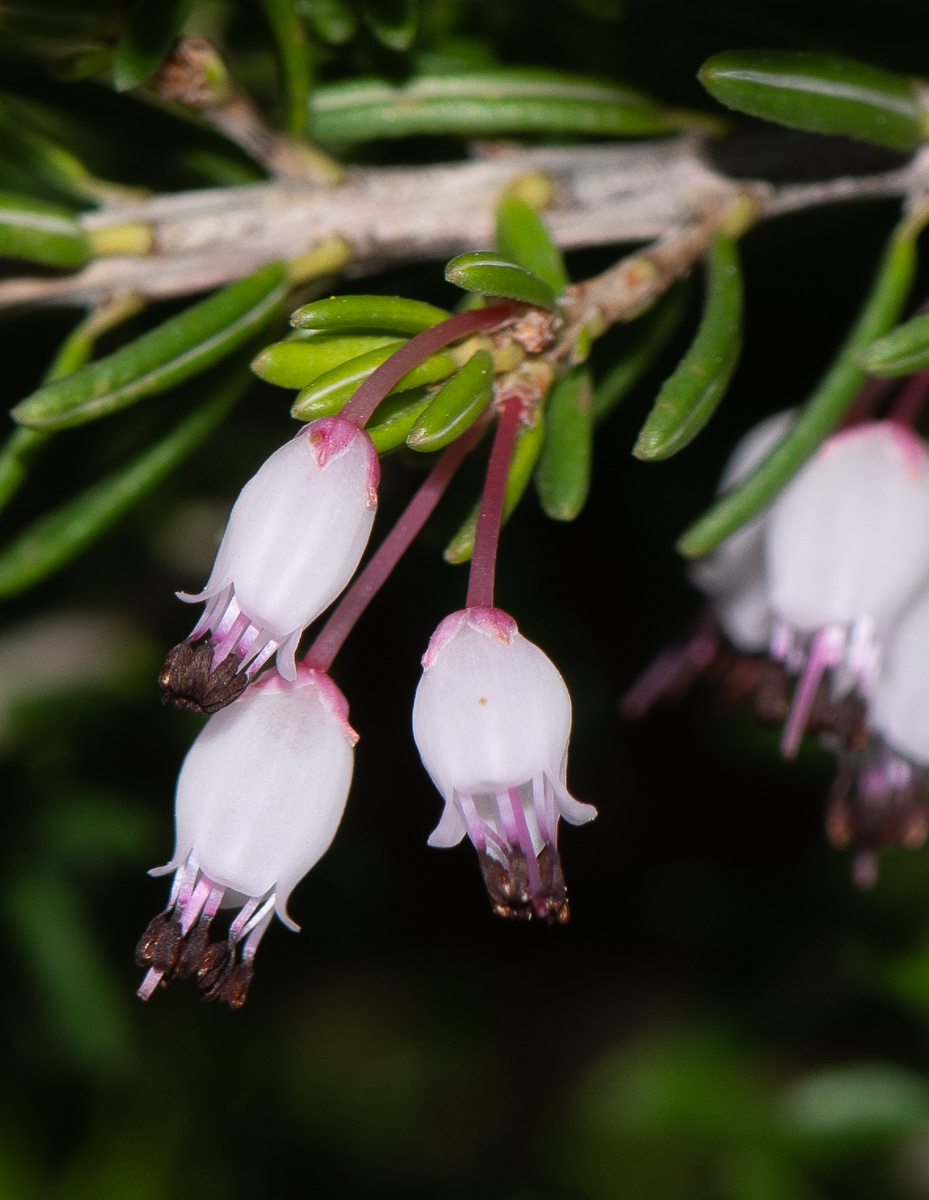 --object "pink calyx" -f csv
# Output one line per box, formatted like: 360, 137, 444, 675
307, 417, 380, 507
421, 606, 517, 668
250, 663, 359, 746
